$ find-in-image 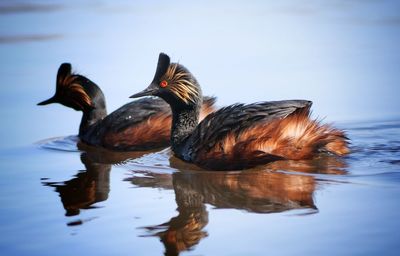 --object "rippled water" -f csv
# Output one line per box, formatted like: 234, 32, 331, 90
1, 1, 400, 255
0, 119, 398, 255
